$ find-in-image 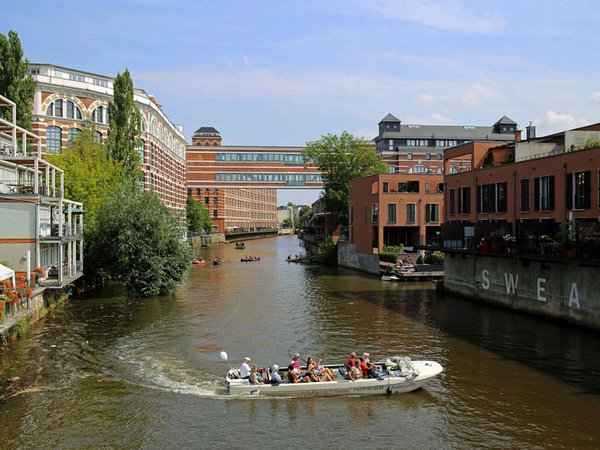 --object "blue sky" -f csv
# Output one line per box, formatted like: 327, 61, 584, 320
3, 0, 600, 205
